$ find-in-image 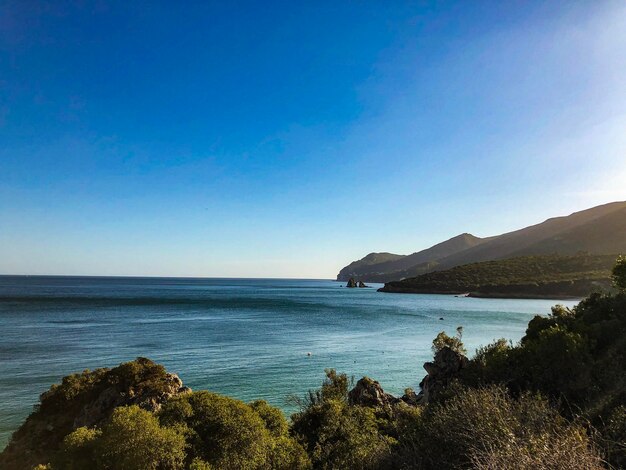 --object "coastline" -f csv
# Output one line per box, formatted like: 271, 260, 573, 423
377, 287, 585, 300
